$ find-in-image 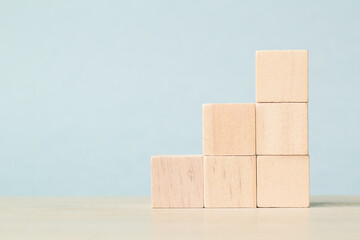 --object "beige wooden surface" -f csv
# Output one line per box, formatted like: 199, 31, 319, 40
203, 103, 256, 155
256, 103, 308, 155
151, 155, 204, 208
256, 50, 308, 103
1, 196, 360, 240
257, 156, 309, 207
204, 156, 256, 208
